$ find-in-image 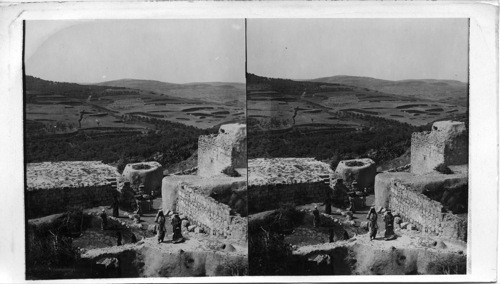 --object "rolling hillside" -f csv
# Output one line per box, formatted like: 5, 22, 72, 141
247, 73, 467, 128
309, 75, 468, 107
98, 79, 246, 106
